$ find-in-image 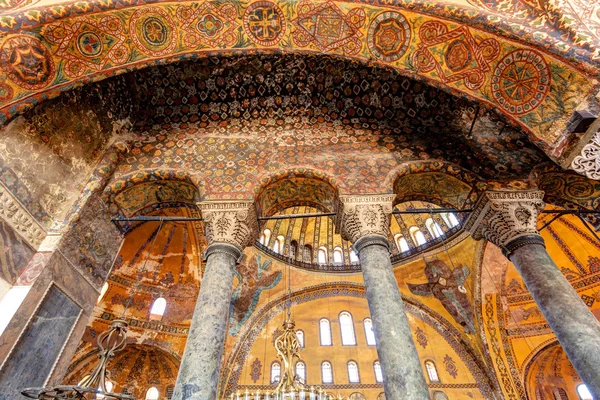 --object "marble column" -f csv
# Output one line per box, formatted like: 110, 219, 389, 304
466, 190, 600, 398
173, 201, 258, 400
337, 195, 430, 399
